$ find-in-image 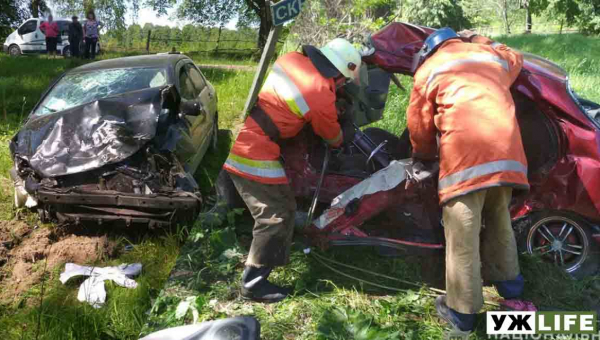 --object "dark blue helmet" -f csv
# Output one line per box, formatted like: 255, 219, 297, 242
411, 27, 461, 73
